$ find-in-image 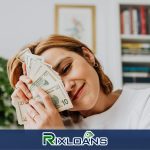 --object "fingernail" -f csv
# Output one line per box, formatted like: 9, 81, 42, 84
27, 92, 32, 98
25, 78, 31, 83
29, 99, 35, 105
25, 99, 29, 103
